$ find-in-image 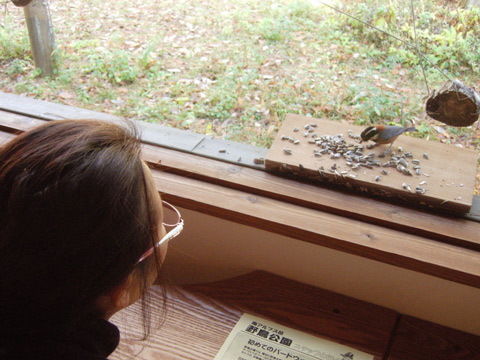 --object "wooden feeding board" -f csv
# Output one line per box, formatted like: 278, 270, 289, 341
265, 114, 478, 213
